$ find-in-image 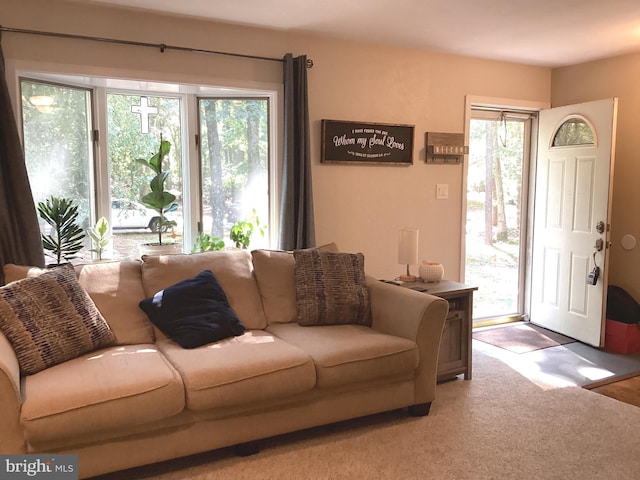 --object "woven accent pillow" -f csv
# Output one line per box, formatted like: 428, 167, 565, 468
0, 266, 116, 376
293, 250, 371, 326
